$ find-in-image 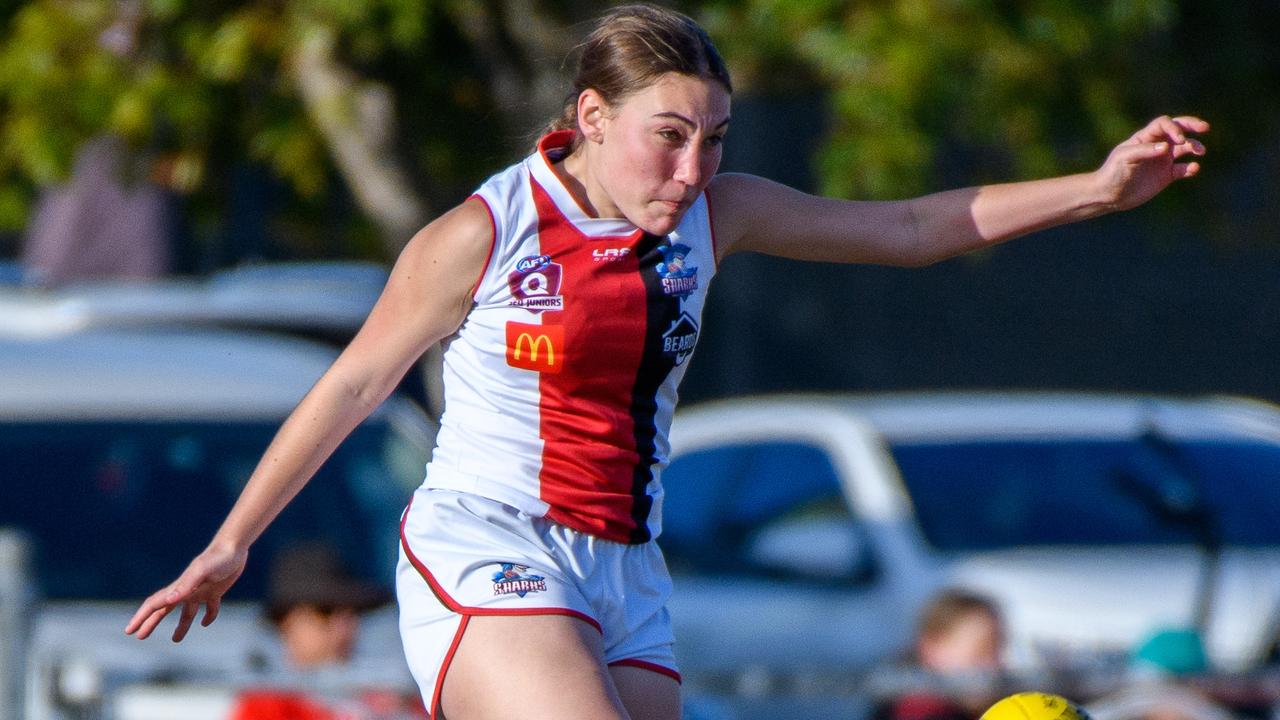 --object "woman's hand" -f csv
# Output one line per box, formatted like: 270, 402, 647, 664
1094, 115, 1209, 212
124, 541, 248, 642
